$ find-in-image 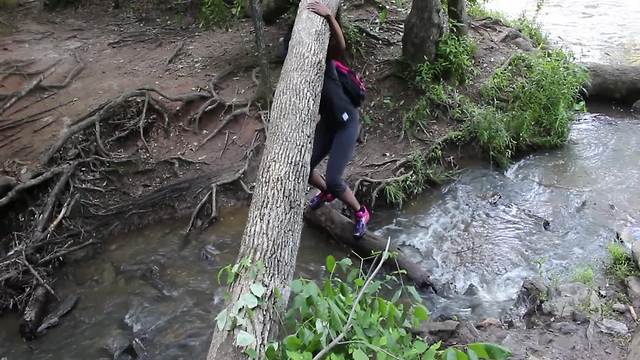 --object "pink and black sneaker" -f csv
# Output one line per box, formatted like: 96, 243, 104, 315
353, 206, 370, 239
309, 191, 336, 211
